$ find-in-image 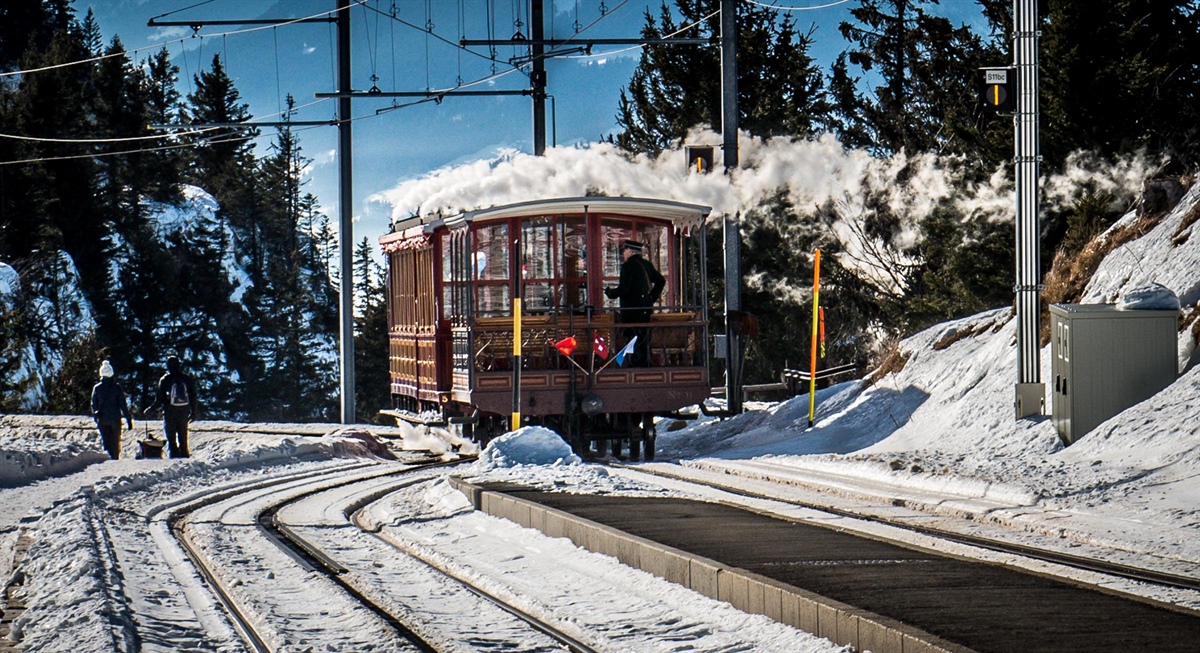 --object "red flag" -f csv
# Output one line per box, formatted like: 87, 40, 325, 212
592, 333, 609, 359
554, 336, 577, 358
